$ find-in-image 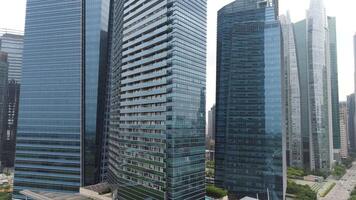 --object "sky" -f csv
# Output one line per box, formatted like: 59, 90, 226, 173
0, 0, 355, 112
